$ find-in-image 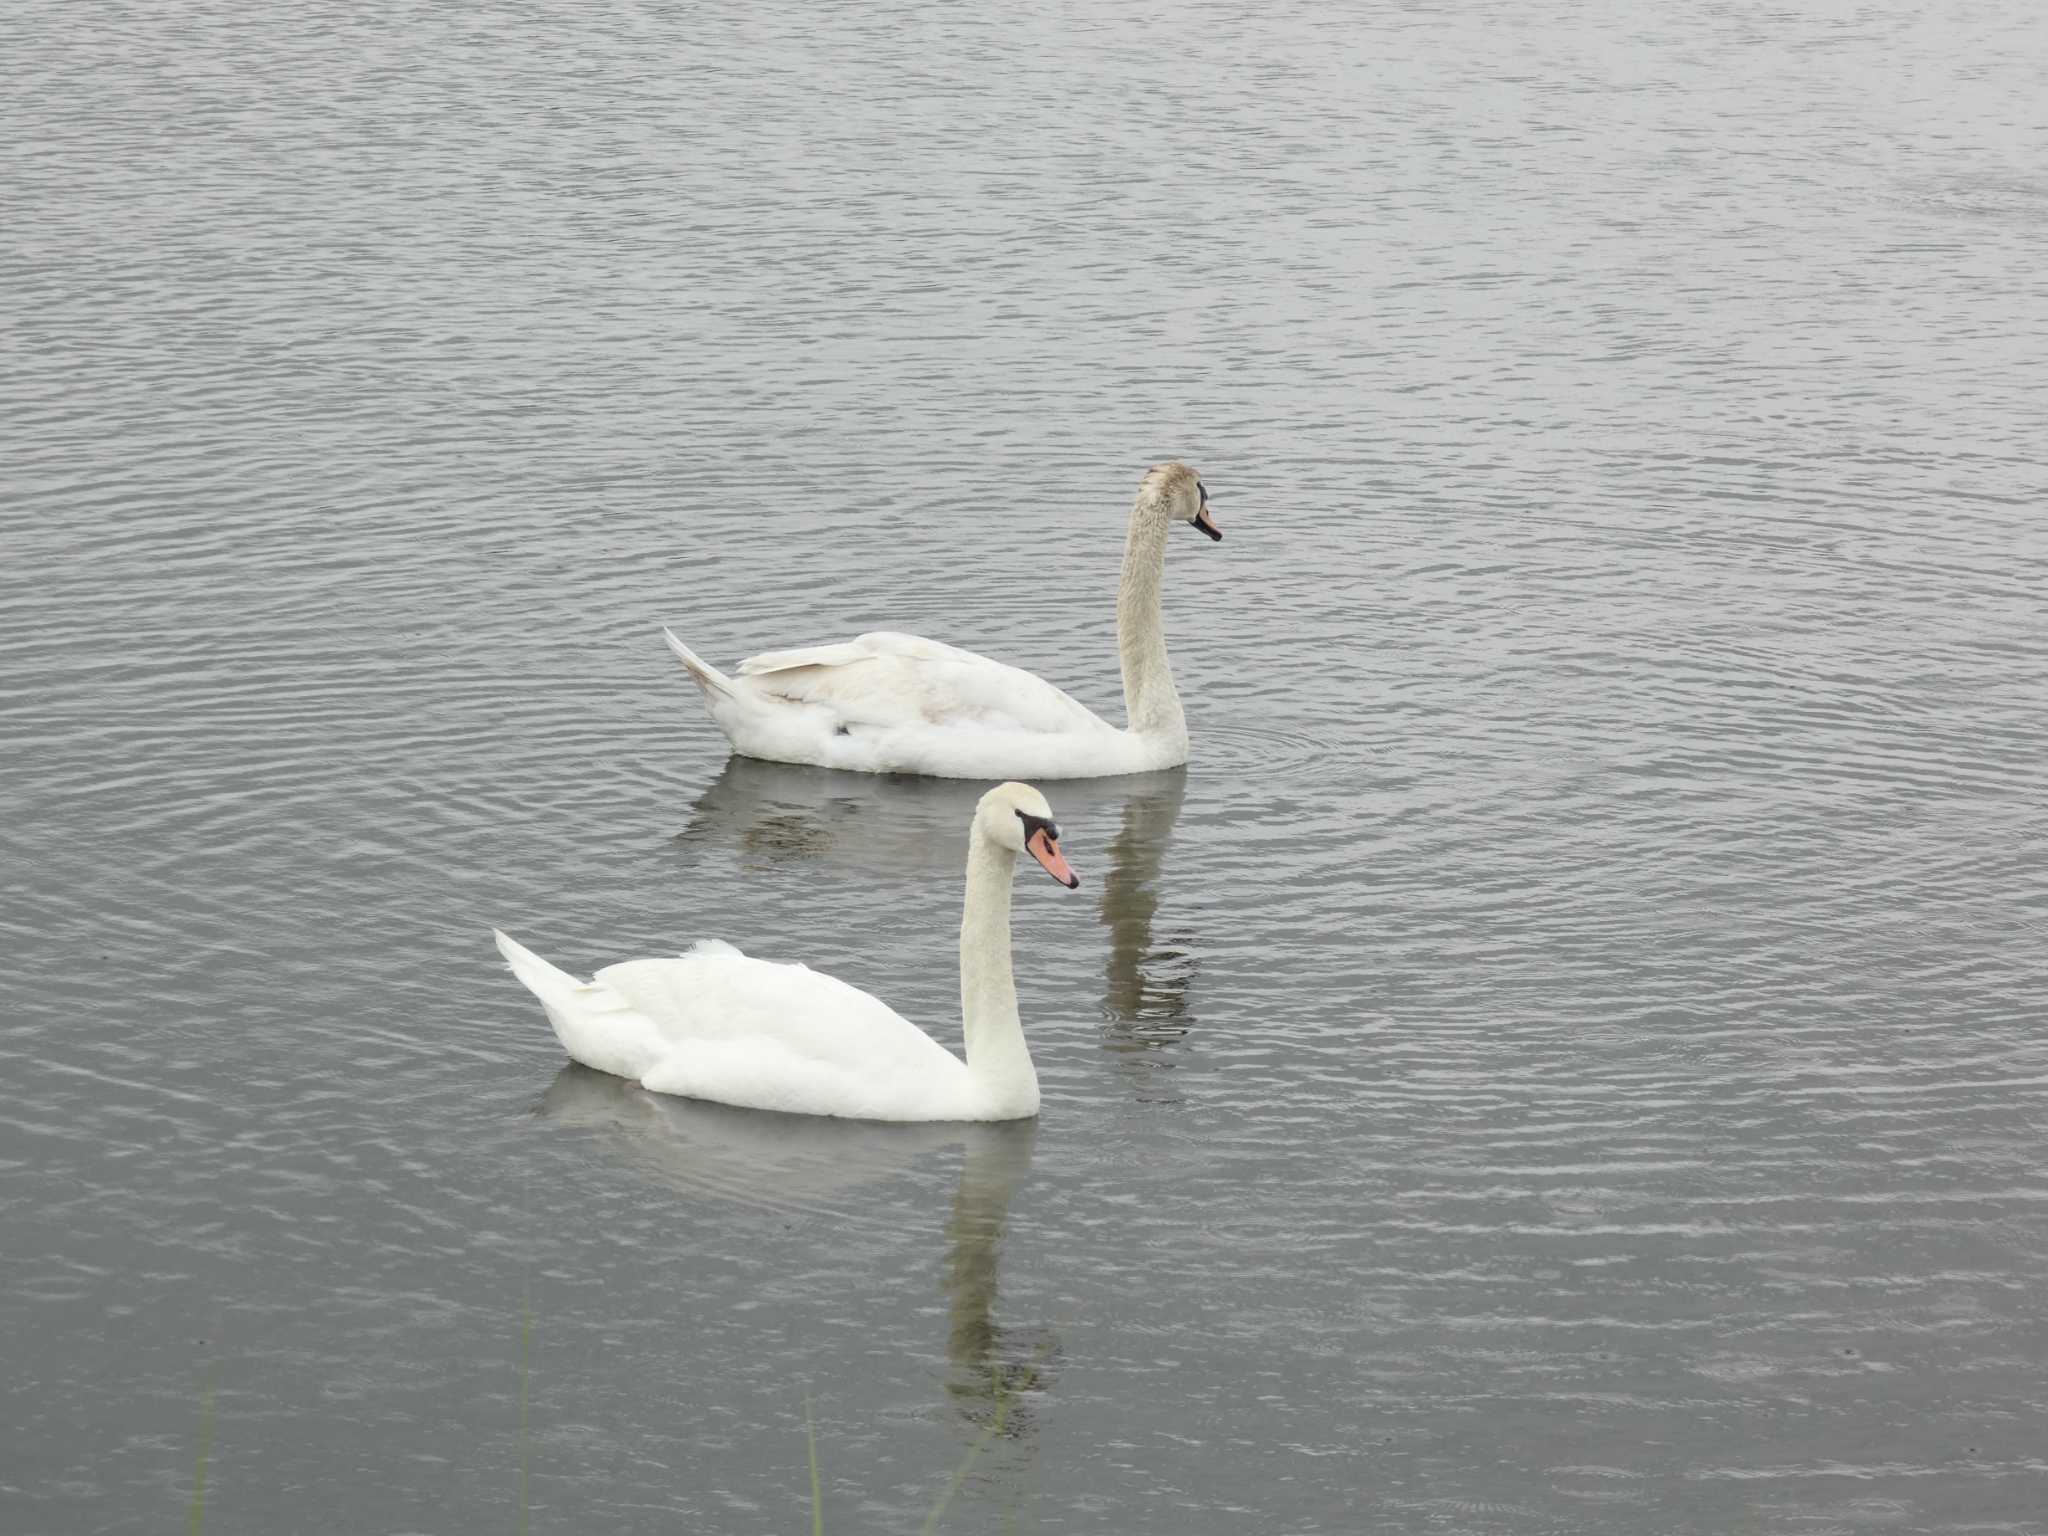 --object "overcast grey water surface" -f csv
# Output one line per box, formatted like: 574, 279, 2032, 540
5, 1, 2048, 1532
